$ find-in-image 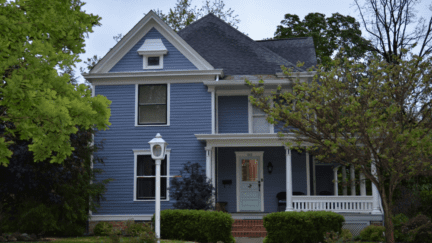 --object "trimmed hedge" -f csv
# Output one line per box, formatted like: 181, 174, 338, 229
262, 211, 345, 243
151, 209, 235, 243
